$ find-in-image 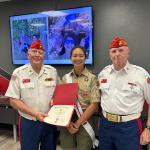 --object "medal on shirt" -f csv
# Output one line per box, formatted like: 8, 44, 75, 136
84, 77, 88, 81
128, 82, 137, 90
45, 77, 53, 81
